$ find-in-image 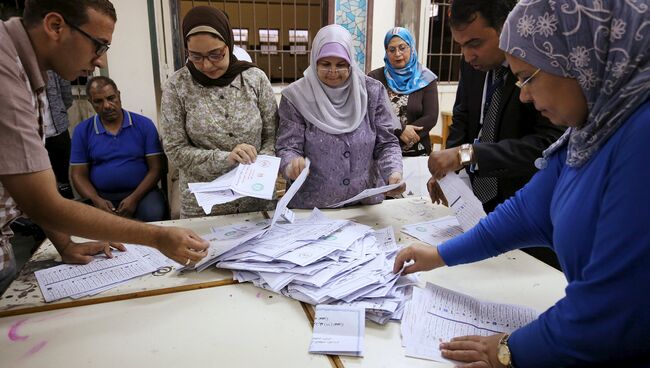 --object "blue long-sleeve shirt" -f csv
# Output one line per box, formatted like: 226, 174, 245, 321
439, 100, 650, 367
